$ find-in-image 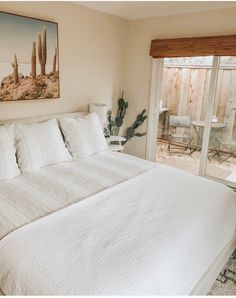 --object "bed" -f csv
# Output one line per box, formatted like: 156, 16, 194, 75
0, 113, 235, 295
